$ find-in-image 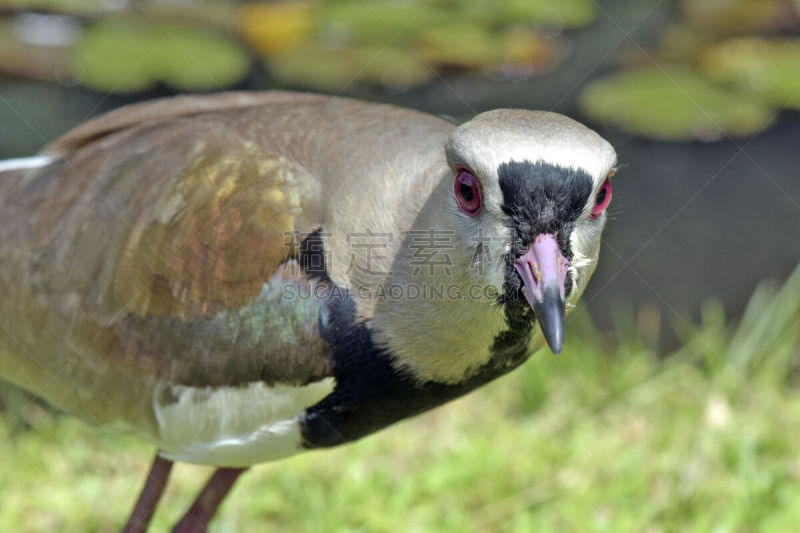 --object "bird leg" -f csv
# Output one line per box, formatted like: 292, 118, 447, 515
122, 454, 174, 533
171, 467, 248, 533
